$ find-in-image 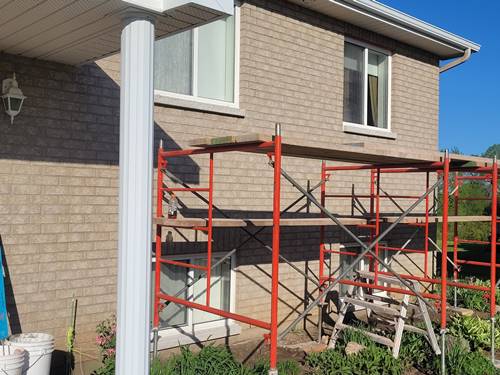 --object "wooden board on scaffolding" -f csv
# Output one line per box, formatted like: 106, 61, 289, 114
377, 215, 496, 223
189, 133, 493, 167
154, 216, 367, 228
